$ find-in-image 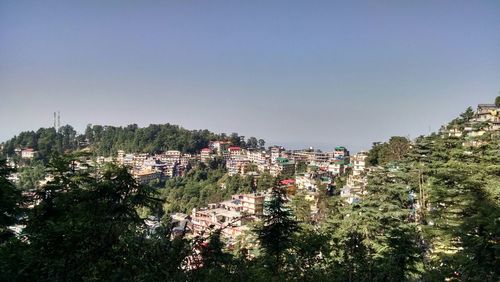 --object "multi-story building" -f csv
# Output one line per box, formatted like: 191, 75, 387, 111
122, 153, 135, 166
314, 152, 329, 164
164, 150, 182, 162
226, 154, 249, 176
21, 148, 37, 159
352, 151, 368, 176
200, 148, 212, 163
228, 146, 242, 156
296, 173, 318, 191
191, 193, 266, 238
333, 146, 349, 160
133, 169, 161, 185
229, 193, 266, 216
270, 157, 295, 177
270, 146, 284, 164
117, 150, 125, 164
328, 159, 345, 175
290, 150, 311, 162
475, 104, 500, 123
246, 150, 267, 164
